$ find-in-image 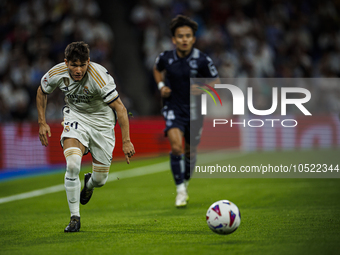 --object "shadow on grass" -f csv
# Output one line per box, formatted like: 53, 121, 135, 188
205, 240, 255, 245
